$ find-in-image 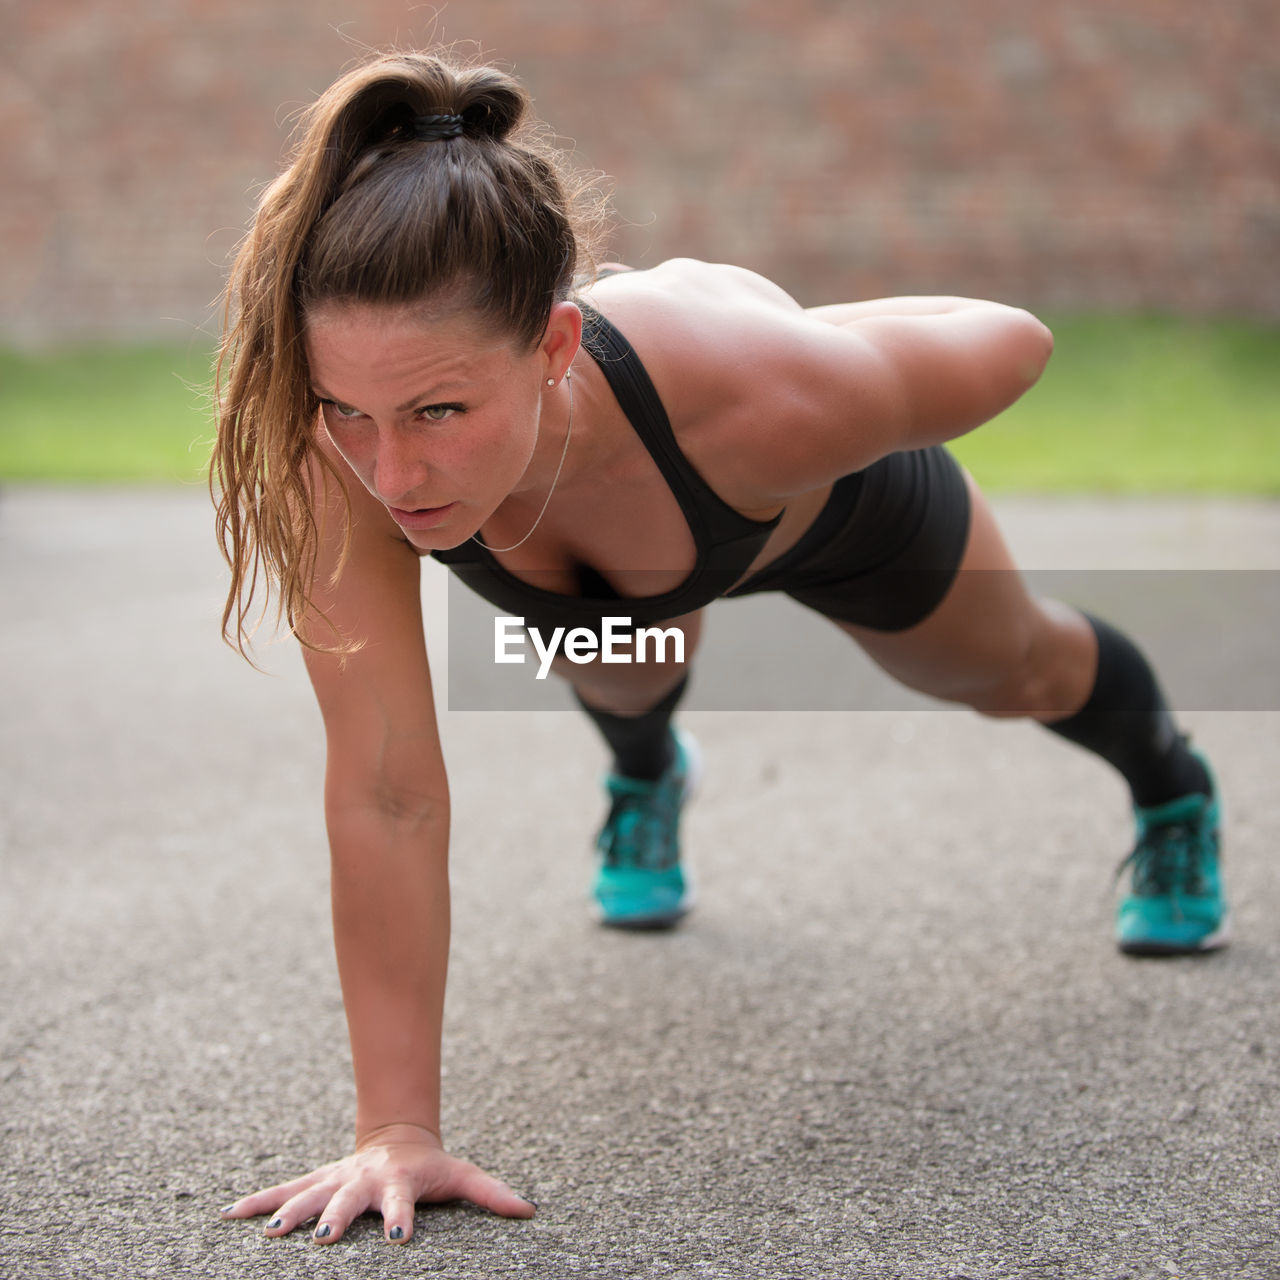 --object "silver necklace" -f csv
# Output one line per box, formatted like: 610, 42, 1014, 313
472, 370, 574, 555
